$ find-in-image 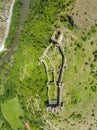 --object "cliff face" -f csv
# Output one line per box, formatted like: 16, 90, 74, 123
0, 0, 12, 46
